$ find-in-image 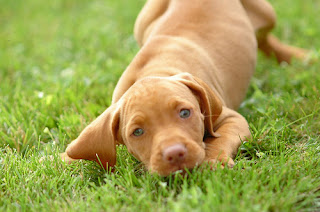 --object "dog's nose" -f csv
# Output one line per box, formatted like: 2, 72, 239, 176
162, 144, 187, 164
